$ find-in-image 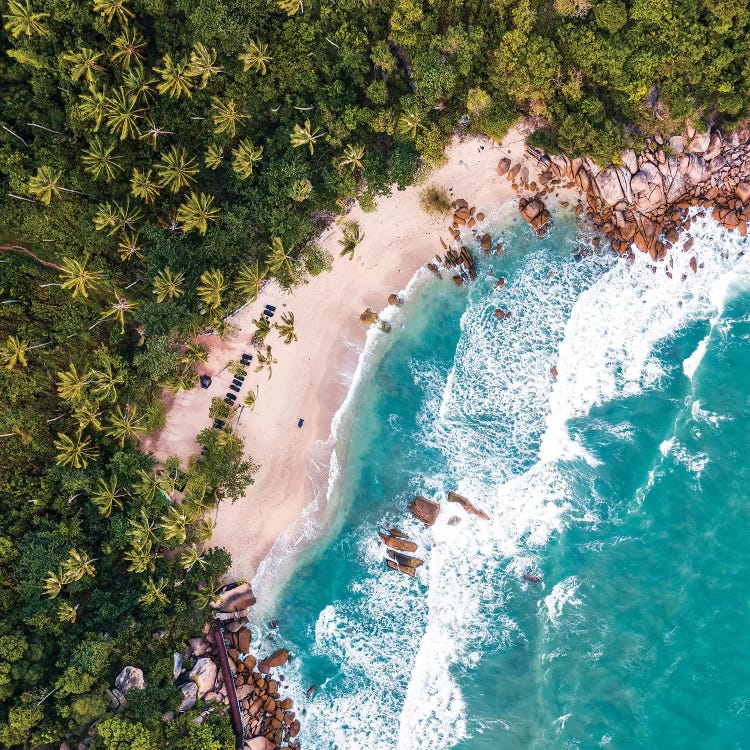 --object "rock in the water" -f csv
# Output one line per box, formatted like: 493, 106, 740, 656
387, 293, 402, 306
115, 666, 145, 695
378, 531, 418, 552
236, 627, 251, 653
447, 516, 461, 526
386, 559, 417, 577
178, 682, 198, 713
496, 158, 511, 176
409, 496, 440, 526
476, 212, 485, 221
359, 308, 379, 326
494, 308, 505, 319
447, 491, 490, 520
306, 684, 317, 699
494, 276, 506, 289
258, 649, 289, 674
480, 233, 492, 250
173, 653, 183, 680
389, 527, 409, 539
190, 657, 218, 697
386, 549, 424, 568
